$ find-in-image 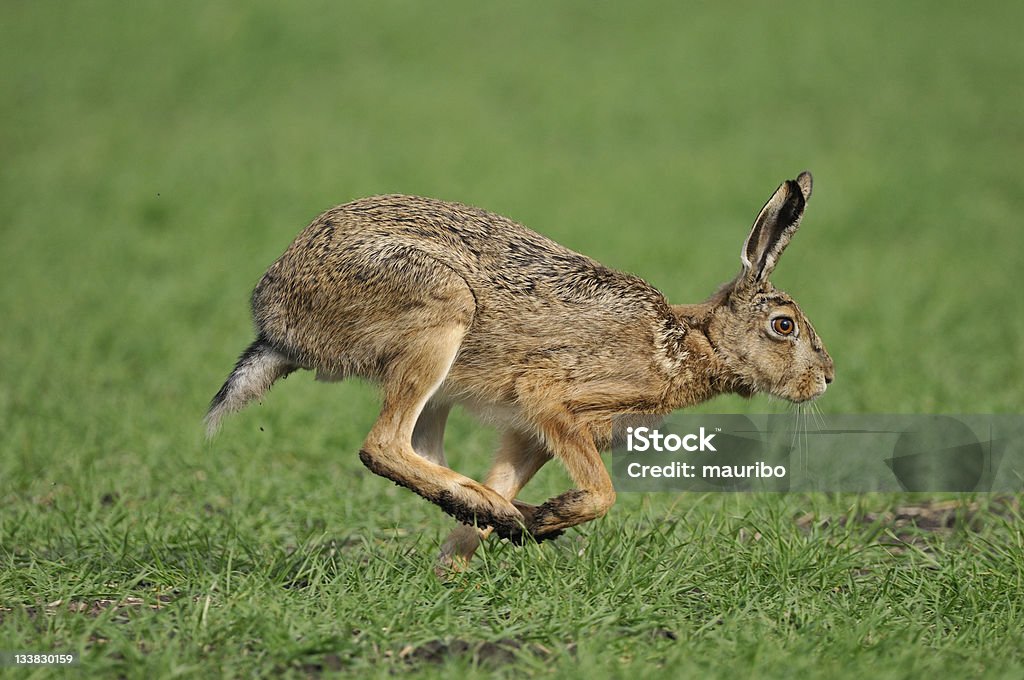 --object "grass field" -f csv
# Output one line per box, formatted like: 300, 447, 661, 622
2, 2, 1023, 677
